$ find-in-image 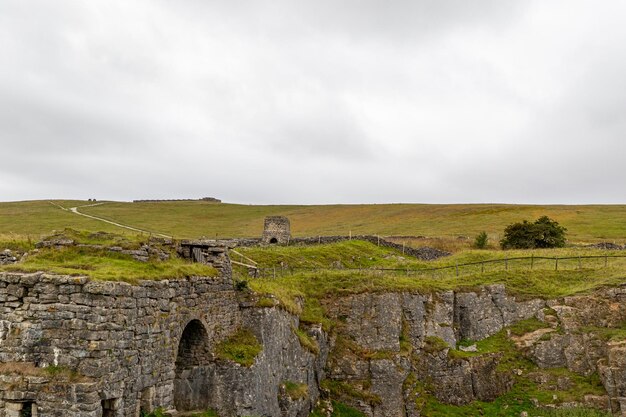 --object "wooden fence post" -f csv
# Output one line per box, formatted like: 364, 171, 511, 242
505, 256, 508, 271
531, 255, 534, 270
481, 261, 484, 274
605, 255, 608, 268
456, 261, 459, 277
555, 257, 558, 271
